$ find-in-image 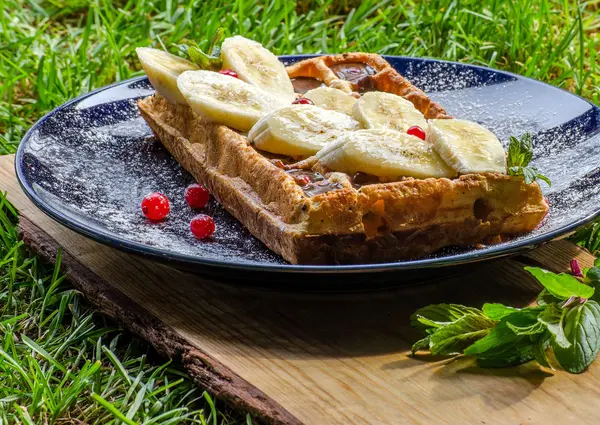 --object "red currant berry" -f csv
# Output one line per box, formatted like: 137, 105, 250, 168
407, 125, 426, 140
185, 183, 210, 209
219, 69, 239, 78
292, 97, 314, 105
190, 214, 215, 239
141, 192, 170, 221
